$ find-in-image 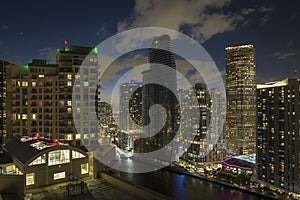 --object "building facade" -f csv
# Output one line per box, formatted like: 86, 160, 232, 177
257, 78, 300, 193
4, 43, 99, 146
7, 59, 59, 140
180, 84, 226, 166
0, 60, 18, 144
119, 80, 142, 133
225, 44, 257, 155
57, 44, 98, 144
139, 34, 178, 155
0, 136, 91, 197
